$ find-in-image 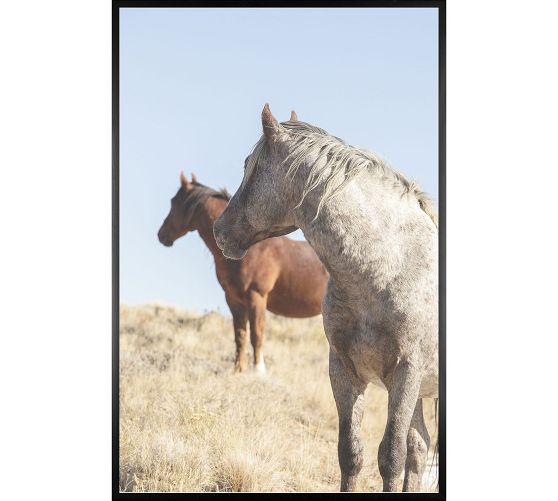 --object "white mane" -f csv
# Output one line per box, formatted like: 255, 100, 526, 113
244, 121, 438, 227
